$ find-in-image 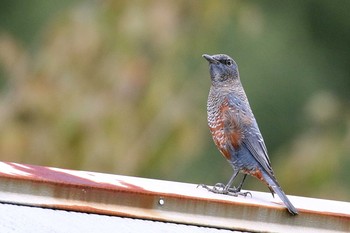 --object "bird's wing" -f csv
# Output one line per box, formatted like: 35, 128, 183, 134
242, 122, 274, 176
226, 94, 274, 177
